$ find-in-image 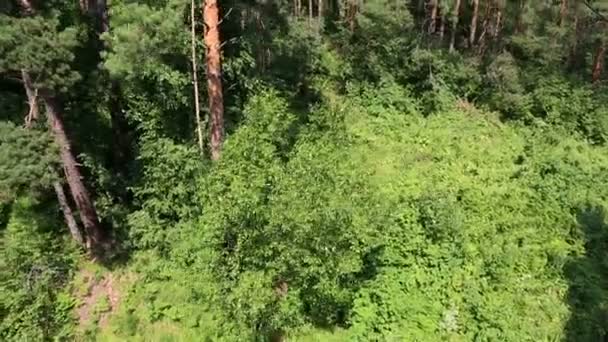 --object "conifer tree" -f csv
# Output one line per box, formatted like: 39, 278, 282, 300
204, 0, 225, 160
1, 1, 106, 255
